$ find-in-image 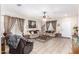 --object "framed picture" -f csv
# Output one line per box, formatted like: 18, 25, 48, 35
28, 20, 36, 28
